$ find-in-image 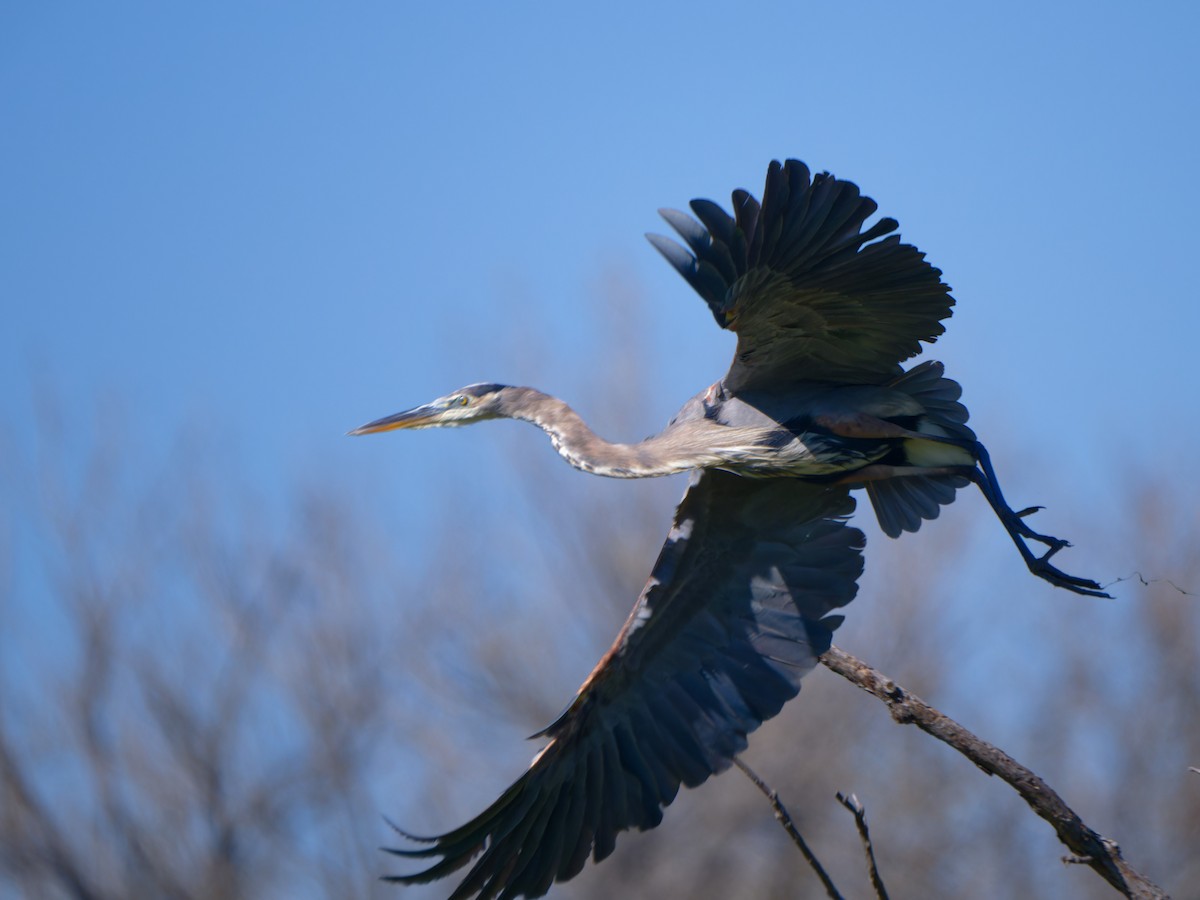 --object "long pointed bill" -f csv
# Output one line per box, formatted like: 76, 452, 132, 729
347, 404, 443, 435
